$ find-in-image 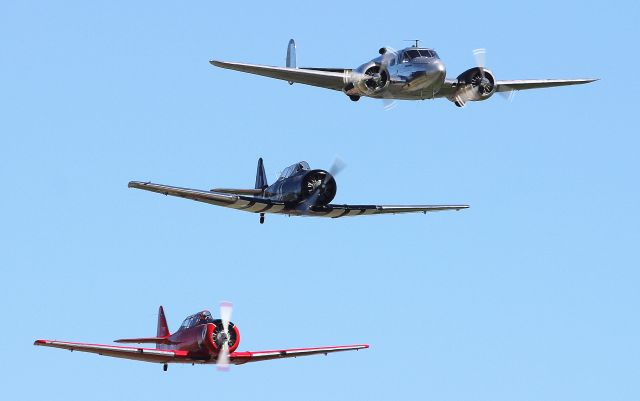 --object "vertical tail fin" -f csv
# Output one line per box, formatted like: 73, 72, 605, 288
157, 306, 170, 338
286, 39, 296, 85
286, 39, 296, 68
255, 158, 268, 191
